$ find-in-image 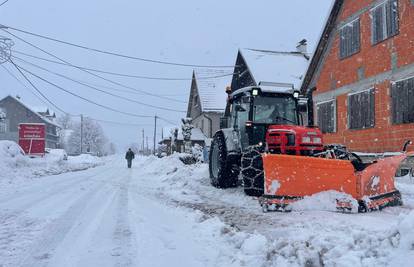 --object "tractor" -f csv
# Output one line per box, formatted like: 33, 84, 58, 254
209, 85, 410, 212
209, 85, 323, 196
